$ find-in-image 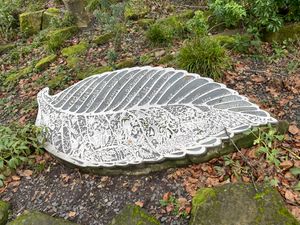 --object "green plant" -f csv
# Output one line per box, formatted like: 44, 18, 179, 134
177, 37, 229, 80
49, 11, 76, 29
209, 0, 246, 28
159, 193, 189, 218
187, 10, 208, 36
0, 0, 20, 40
0, 124, 46, 186
146, 23, 172, 45
251, 125, 284, 167
107, 48, 118, 67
